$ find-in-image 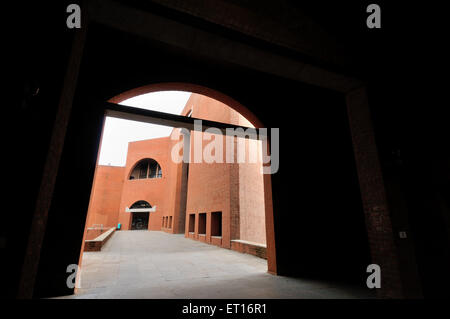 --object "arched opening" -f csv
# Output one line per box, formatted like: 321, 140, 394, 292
108, 82, 265, 128
63, 74, 372, 300
130, 200, 152, 209
129, 158, 162, 180
75, 83, 278, 298
129, 200, 152, 230
105, 87, 271, 254
17, 4, 409, 298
